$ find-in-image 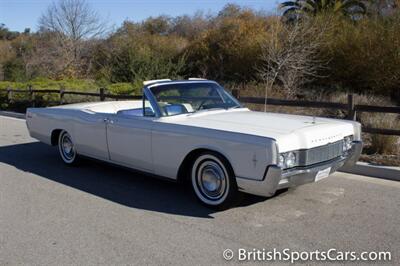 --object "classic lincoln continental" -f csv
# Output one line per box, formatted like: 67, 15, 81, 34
26, 79, 362, 209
